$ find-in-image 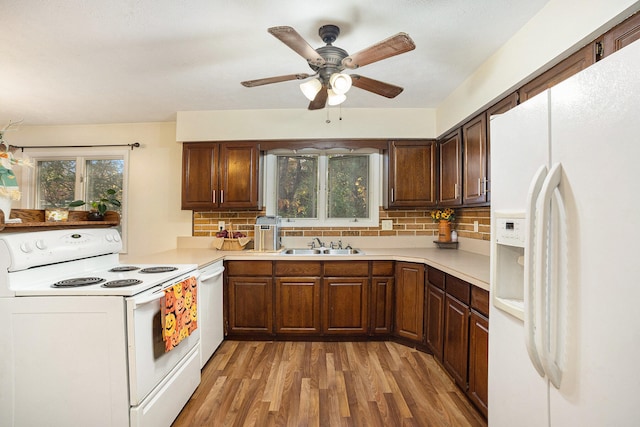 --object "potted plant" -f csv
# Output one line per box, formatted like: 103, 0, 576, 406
69, 188, 121, 221
430, 208, 456, 242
